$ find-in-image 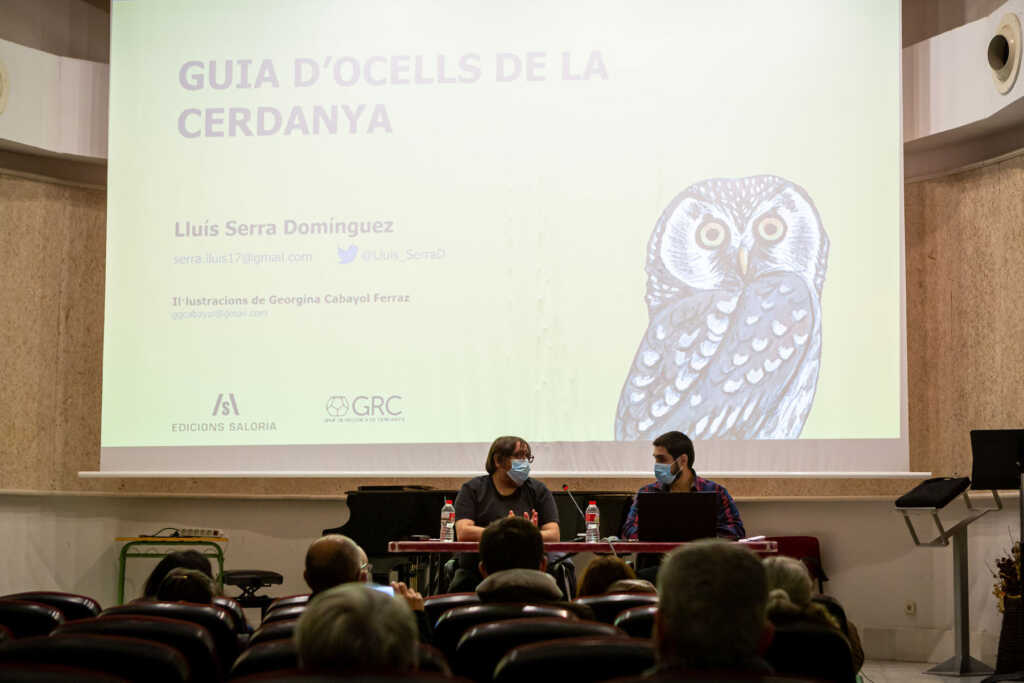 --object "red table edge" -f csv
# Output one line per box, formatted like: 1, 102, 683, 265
388, 540, 777, 553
